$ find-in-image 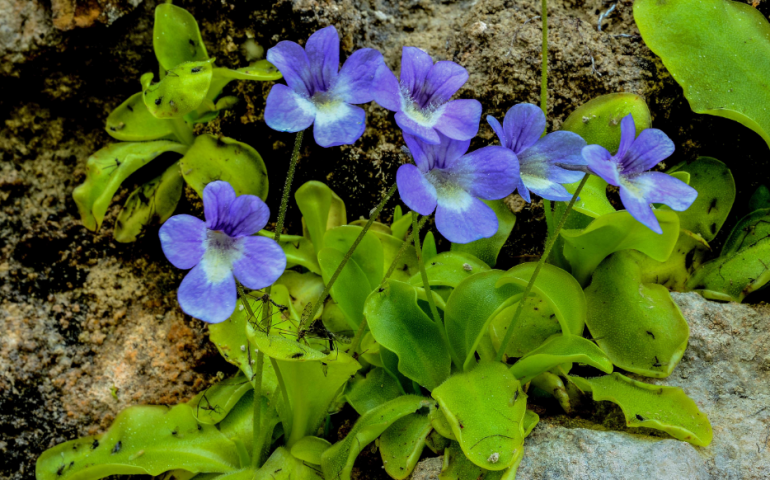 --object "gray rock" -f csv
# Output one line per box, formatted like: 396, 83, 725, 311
411, 293, 770, 479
